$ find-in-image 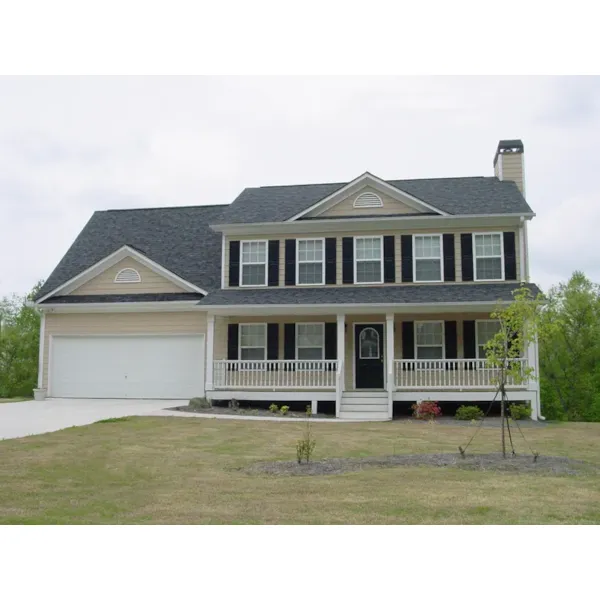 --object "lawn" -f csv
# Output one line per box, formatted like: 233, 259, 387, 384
0, 417, 599, 524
